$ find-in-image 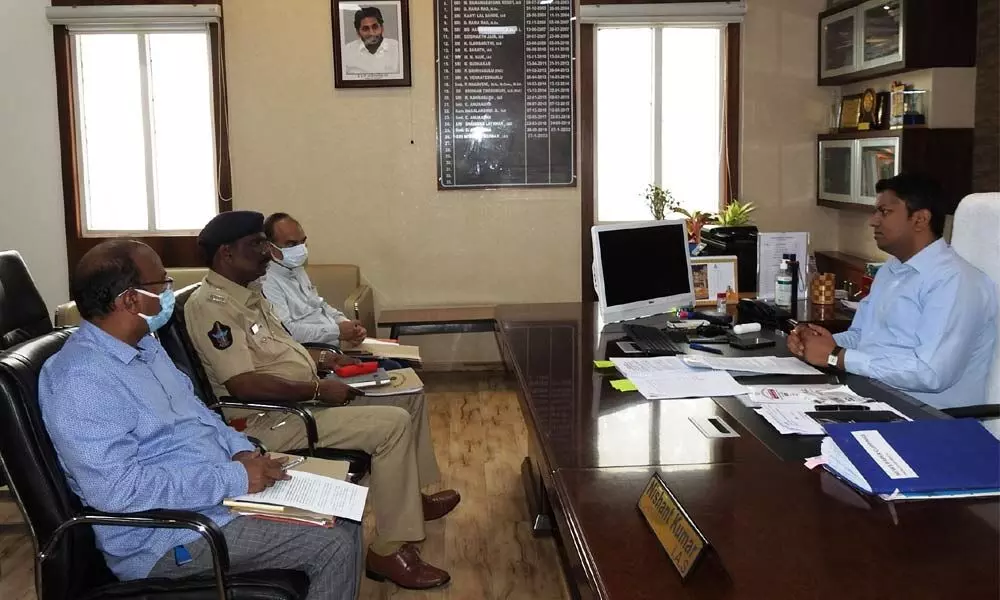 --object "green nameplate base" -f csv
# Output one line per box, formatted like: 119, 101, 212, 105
637, 473, 710, 581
